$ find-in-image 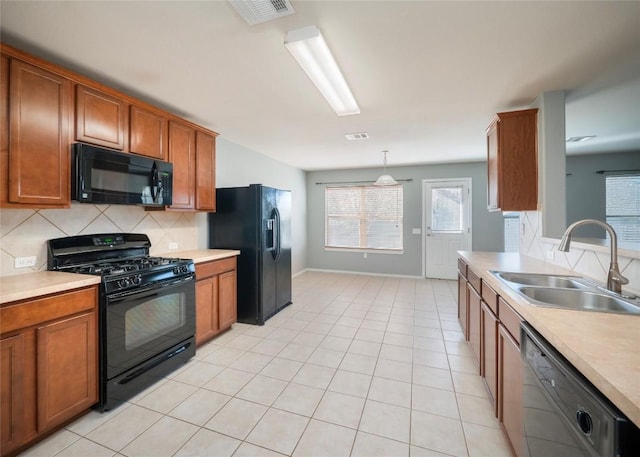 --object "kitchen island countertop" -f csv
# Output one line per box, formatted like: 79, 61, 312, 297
458, 251, 640, 427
